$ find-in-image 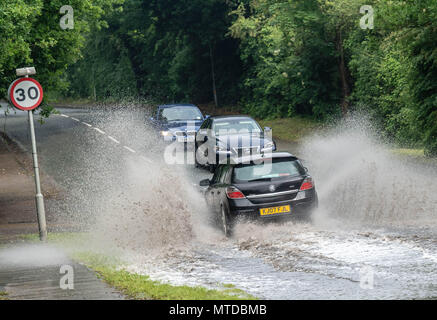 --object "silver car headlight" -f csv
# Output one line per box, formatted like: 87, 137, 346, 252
161, 130, 172, 137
